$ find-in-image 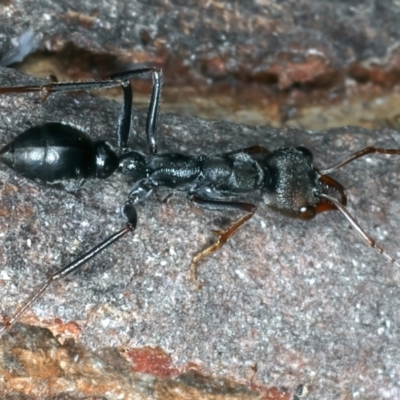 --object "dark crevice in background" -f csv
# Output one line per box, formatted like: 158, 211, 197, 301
5, 42, 400, 131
